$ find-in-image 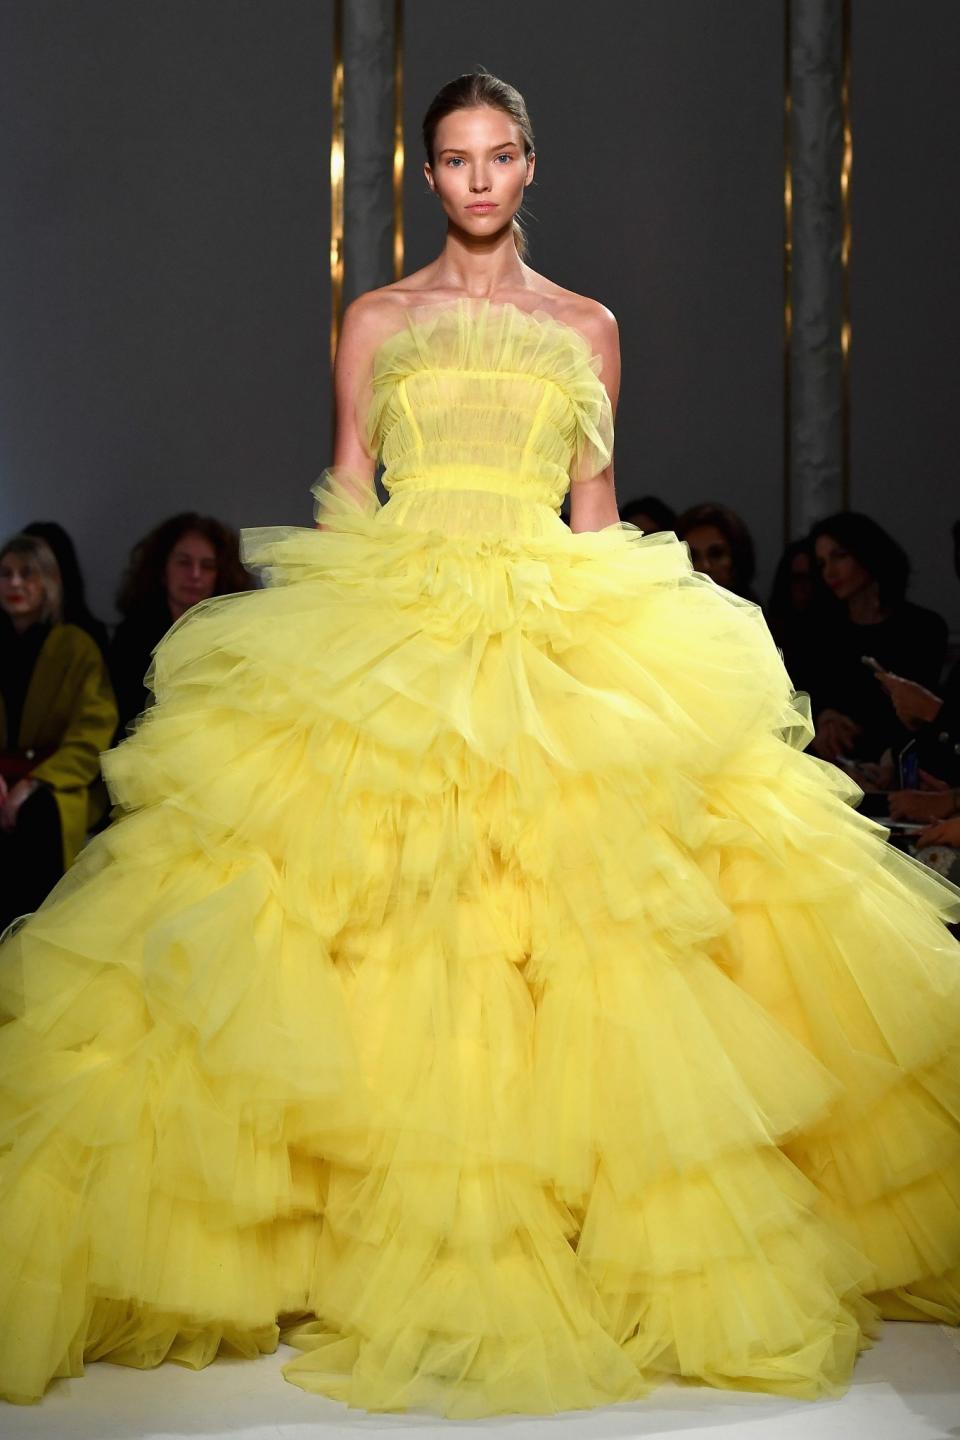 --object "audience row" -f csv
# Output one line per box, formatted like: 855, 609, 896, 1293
2, 501, 958, 929
0, 515, 250, 929
621, 496, 958, 784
